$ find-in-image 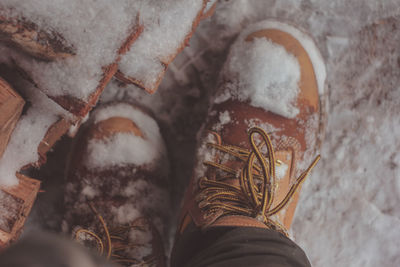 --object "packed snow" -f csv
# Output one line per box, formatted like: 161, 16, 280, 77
215, 35, 301, 118
119, 0, 204, 90
245, 118, 282, 142
85, 103, 166, 169
239, 20, 327, 95
218, 111, 231, 126
211, 110, 231, 131
275, 161, 288, 180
